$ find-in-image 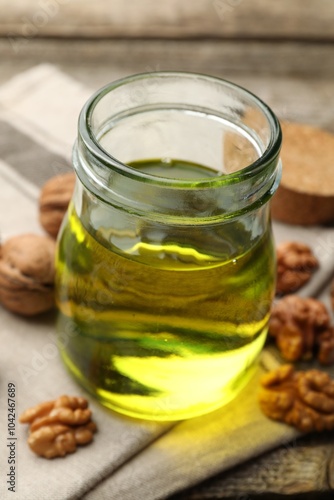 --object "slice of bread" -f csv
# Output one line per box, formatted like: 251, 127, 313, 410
271, 122, 334, 225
